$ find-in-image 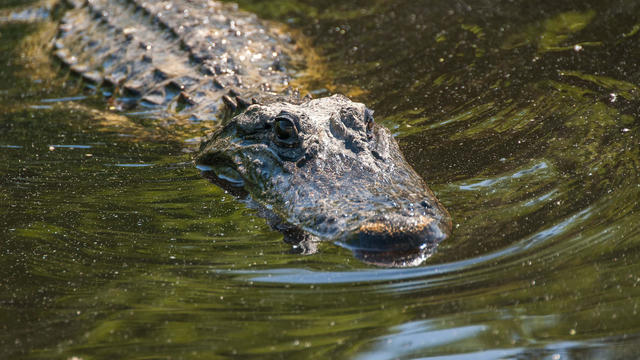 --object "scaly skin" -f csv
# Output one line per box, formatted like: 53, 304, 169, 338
54, 0, 294, 118
198, 95, 451, 267
50, 0, 451, 266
